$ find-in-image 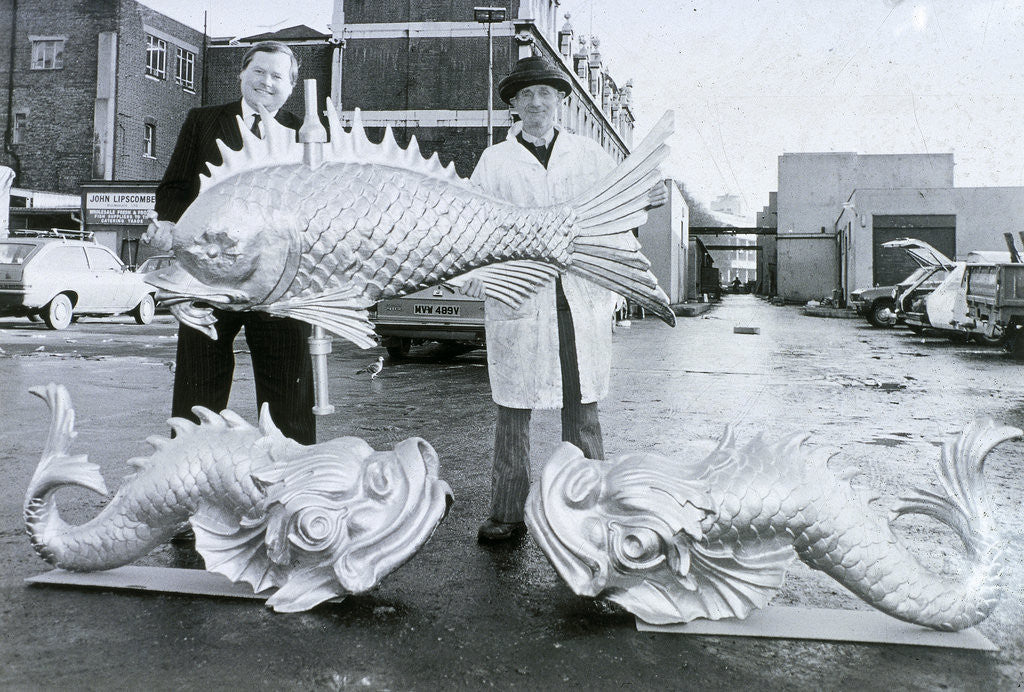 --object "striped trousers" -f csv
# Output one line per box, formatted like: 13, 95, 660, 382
171, 310, 316, 445
489, 297, 605, 523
